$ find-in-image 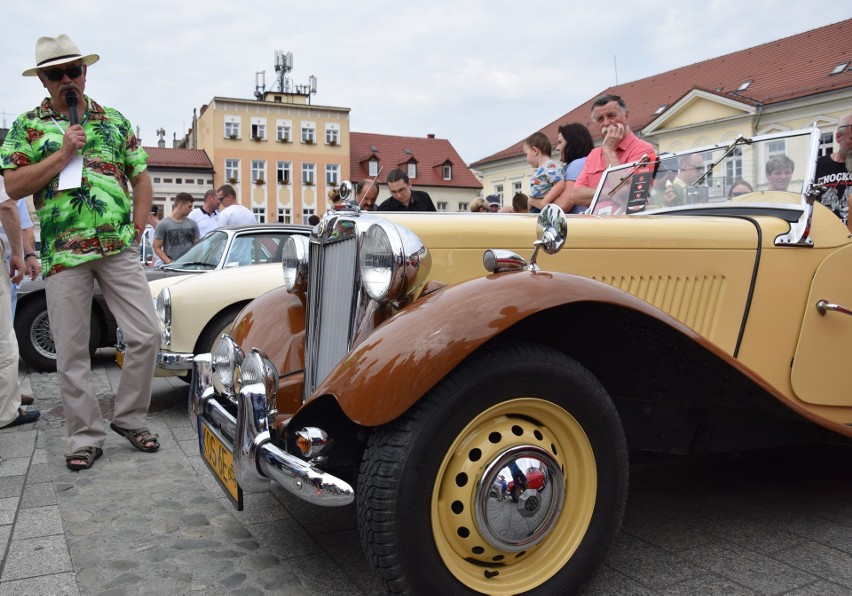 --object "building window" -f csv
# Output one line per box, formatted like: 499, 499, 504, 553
163, 178, 173, 184
276, 161, 292, 185
251, 160, 266, 184
301, 208, 315, 224
326, 164, 340, 186
225, 159, 239, 182
302, 163, 316, 185
325, 126, 340, 146
301, 123, 316, 144
251, 121, 266, 141
407, 162, 417, 179
725, 146, 743, 186
437, 201, 448, 211
493, 183, 504, 202
458, 202, 469, 212
818, 132, 833, 158
767, 140, 786, 158
276, 120, 292, 142
252, 207, 266, 223
153, 177, 161, 183
277, 208, 291, 224
368, 159, 379, 177
442, 164, 452, 180
830, 62, 850, 75
512, 180, 523, 195
225, 116, 240, 139
196, 179, 204, 185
